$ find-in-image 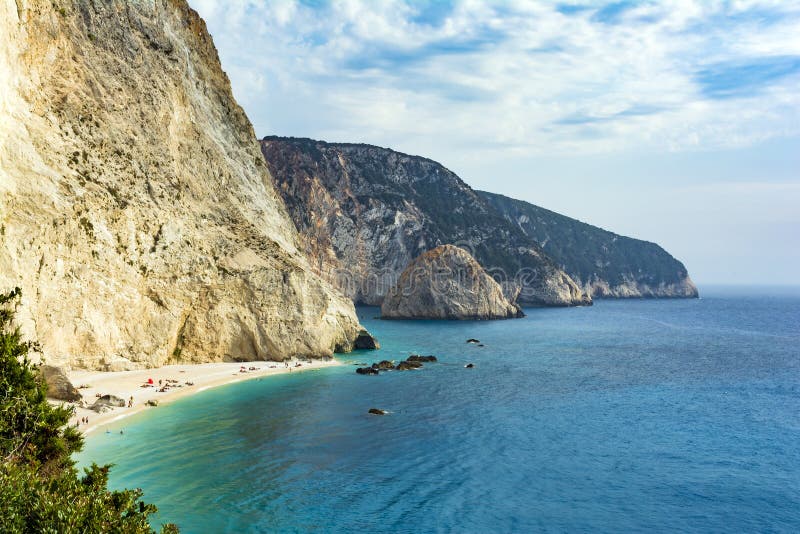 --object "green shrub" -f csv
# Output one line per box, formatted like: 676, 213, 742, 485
0, 288, 178, 533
